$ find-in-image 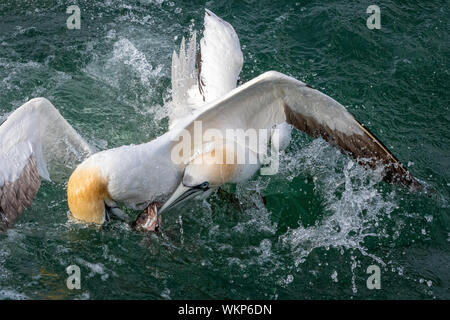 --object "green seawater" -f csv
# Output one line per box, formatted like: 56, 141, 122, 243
0, 0, 449, 299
